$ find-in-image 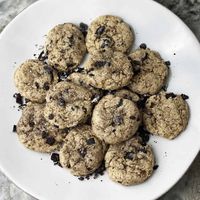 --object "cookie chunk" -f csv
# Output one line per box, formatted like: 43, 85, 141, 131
59, 125, 104, 176
92, 95, 140, 144
17, 103, 67, 153
84, 52, 133, 90
14, 59, 58, 103
105, 137, 154, 185
86, 15, 134, 55
143, 92, 189, 139
114, 89, 140, 102
128, 48, 168, 95
44, 82, 93, 129
45, 23, 86, 71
